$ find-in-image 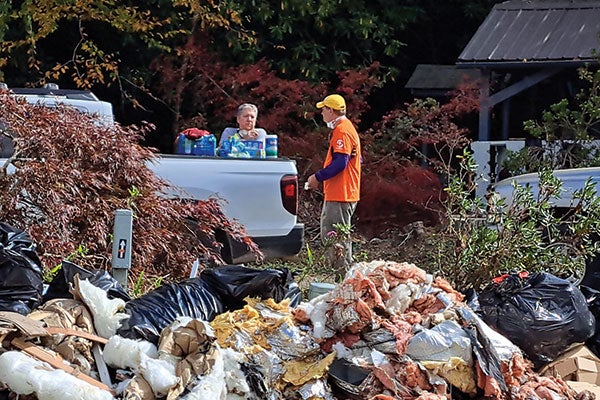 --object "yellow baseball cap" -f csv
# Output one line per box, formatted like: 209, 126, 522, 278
316, 94, 346, 111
